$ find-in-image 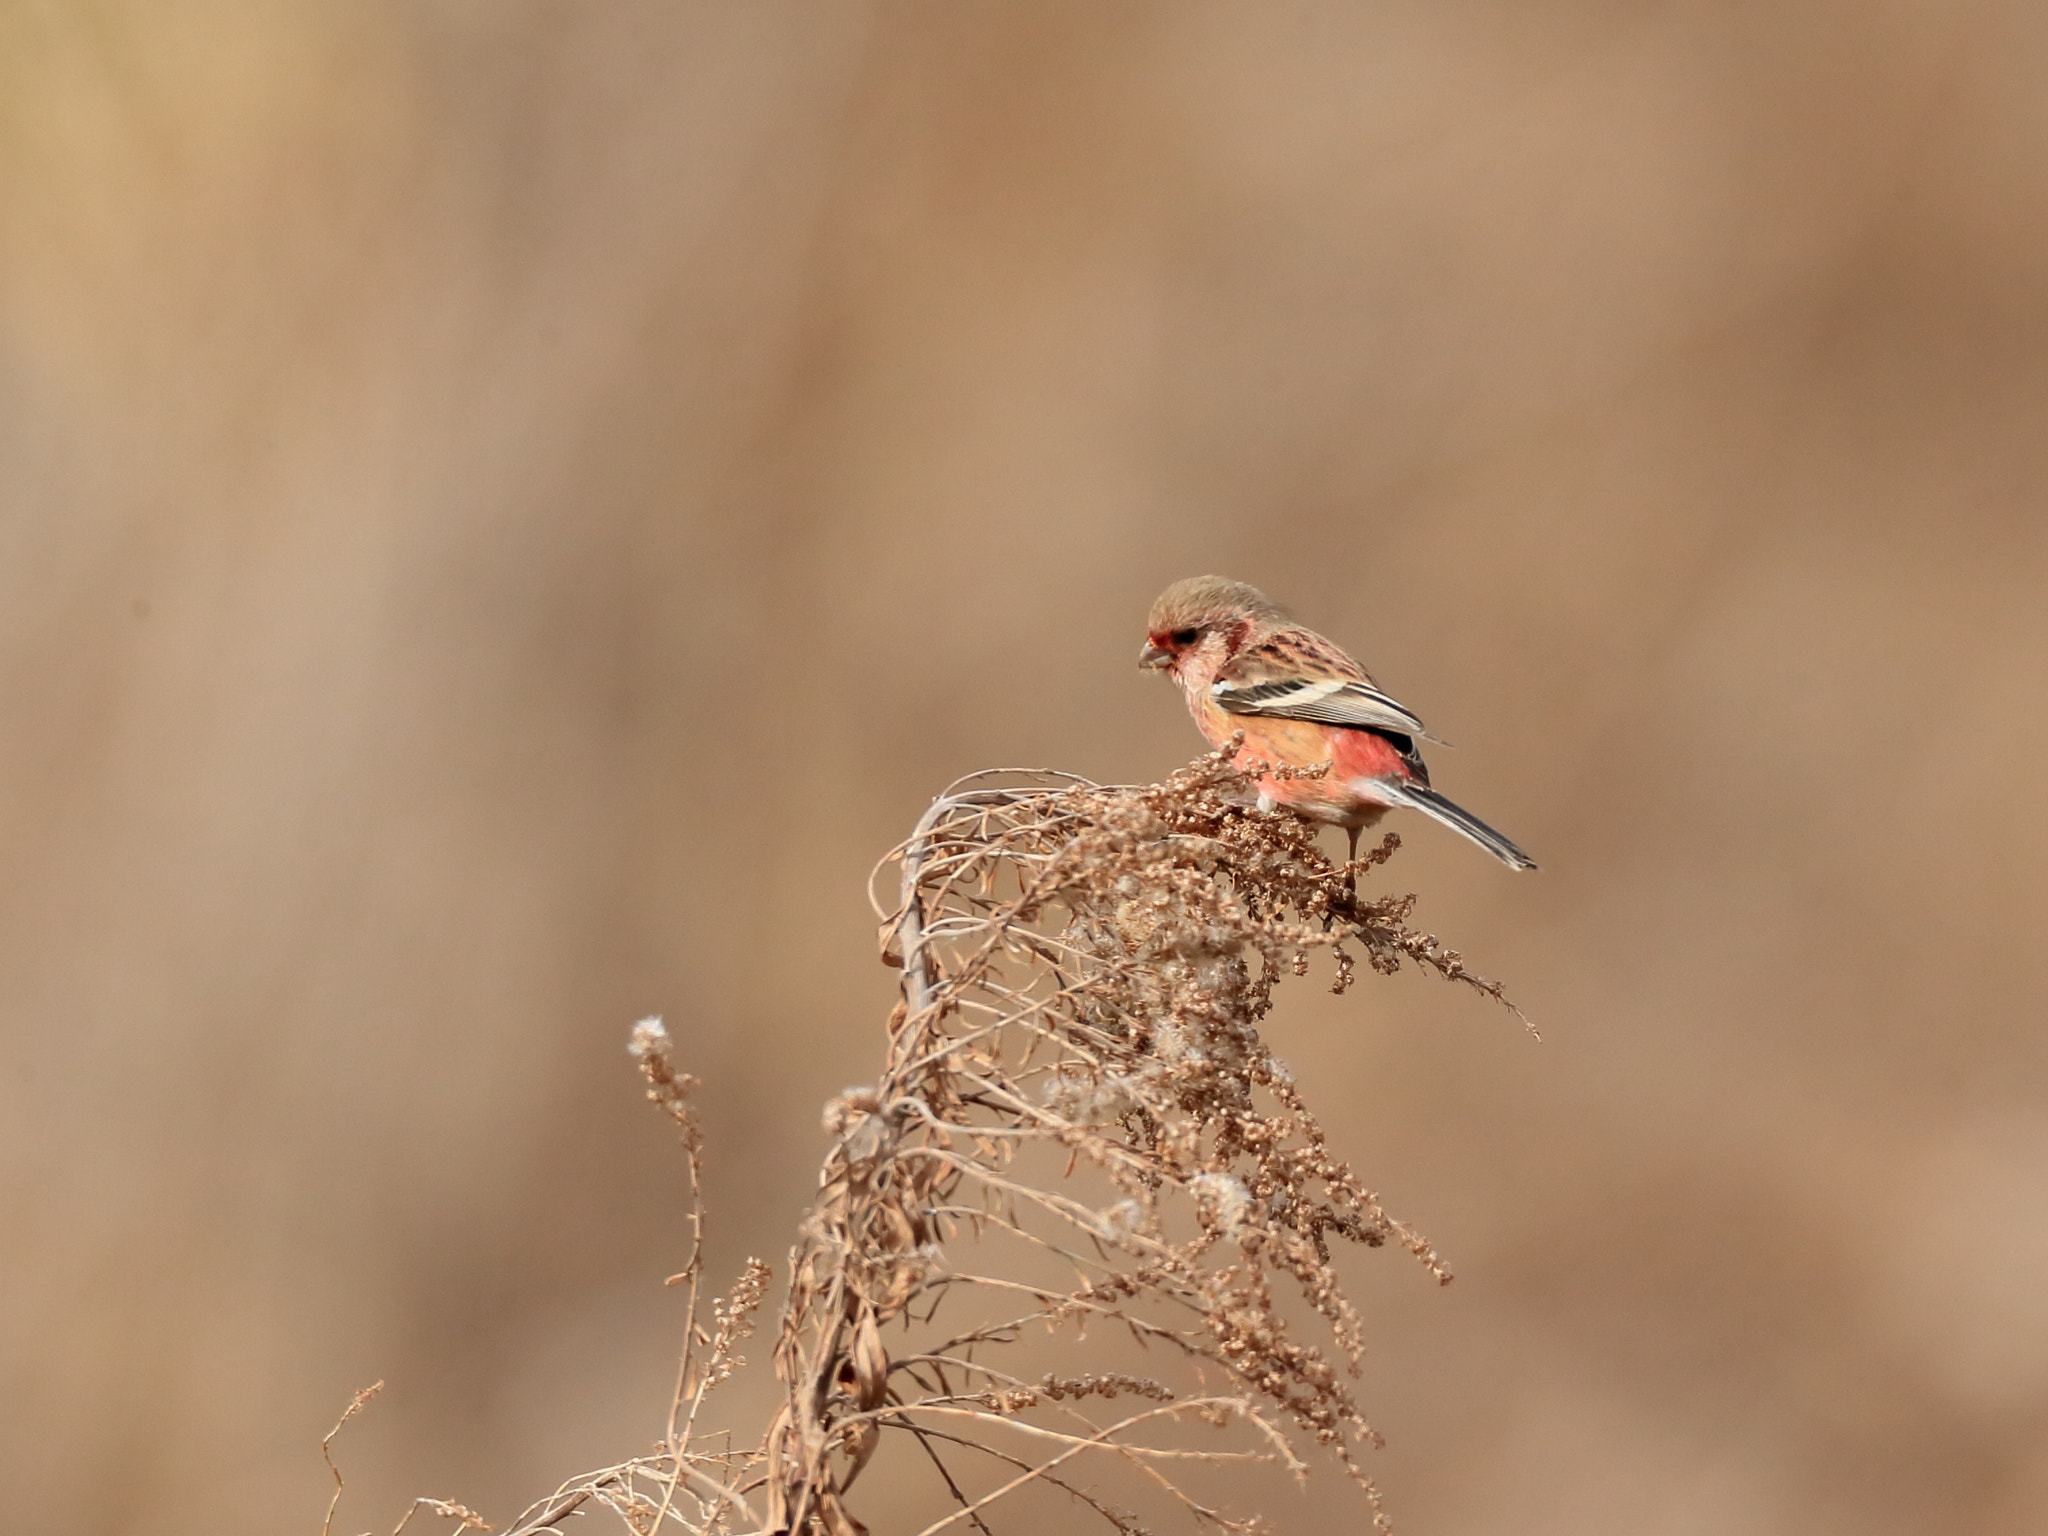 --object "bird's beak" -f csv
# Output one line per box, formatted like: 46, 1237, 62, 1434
1138, 640, 1171, 671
